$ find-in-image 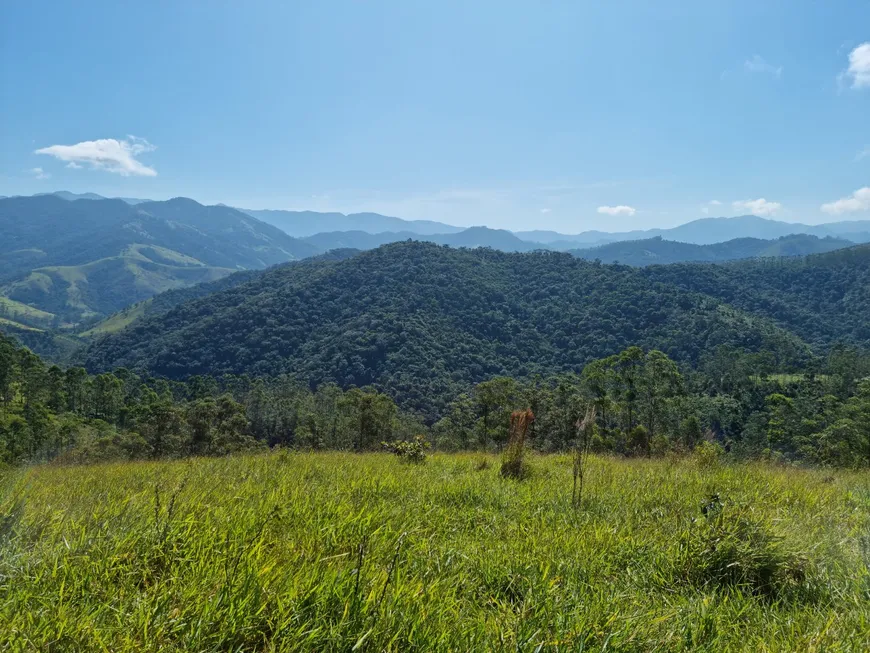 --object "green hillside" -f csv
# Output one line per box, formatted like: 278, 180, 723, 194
641, 245, 870, 350
0, 195, 321, 331
81, 248, 362, 337
0, 296, 56, 326
84, 242, 811, 418
2, 244, 235, 325
0, 195, 317, 282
